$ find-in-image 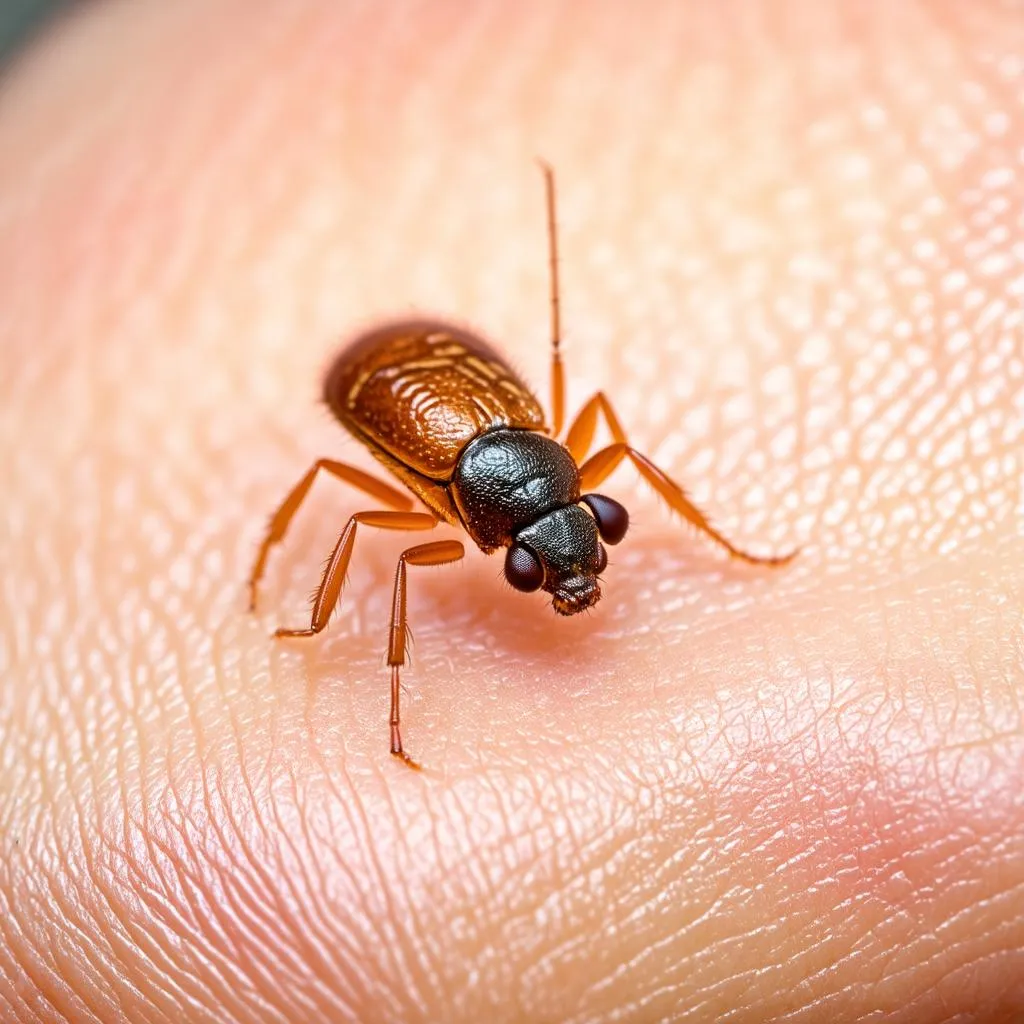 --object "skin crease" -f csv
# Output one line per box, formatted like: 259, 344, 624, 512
0, 0, 1023, 1021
